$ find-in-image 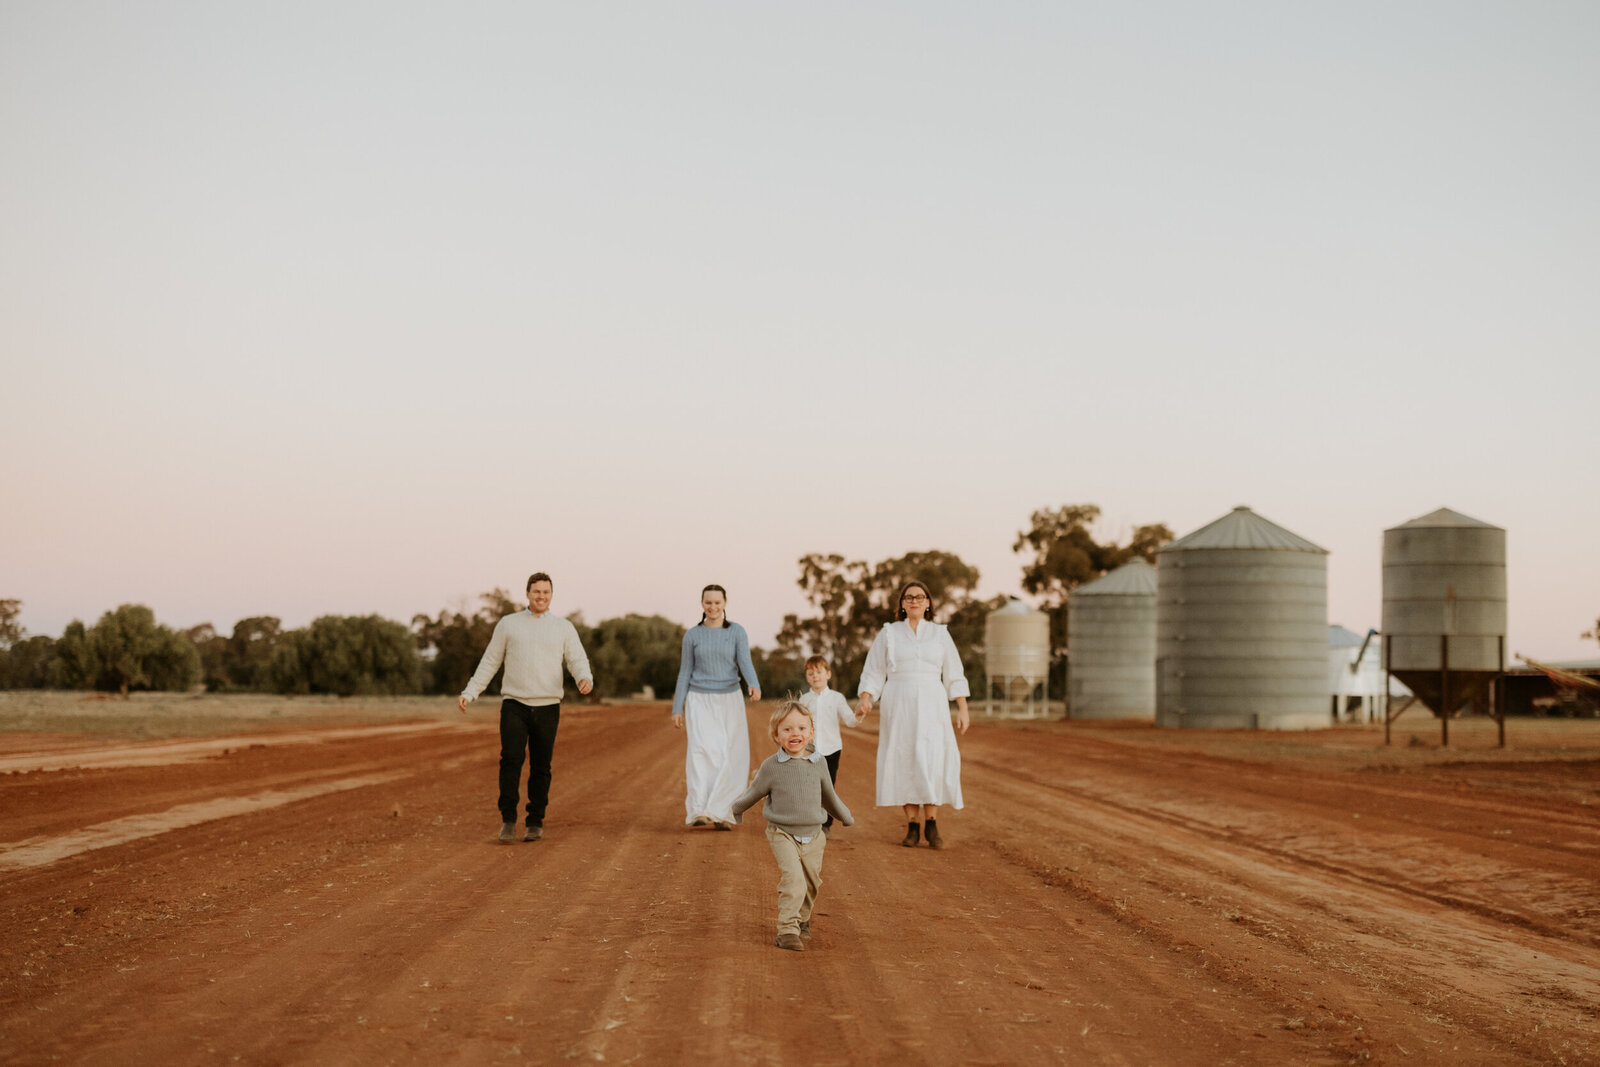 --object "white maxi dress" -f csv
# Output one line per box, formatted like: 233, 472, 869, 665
682, 690, 750, 824
858, 619, 969, 808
